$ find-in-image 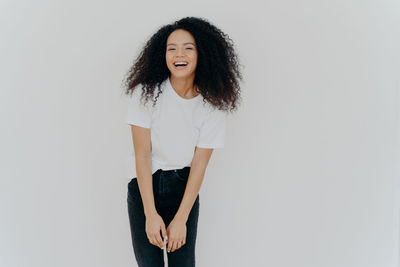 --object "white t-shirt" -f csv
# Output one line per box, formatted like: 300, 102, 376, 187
126, 76, 226, 176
